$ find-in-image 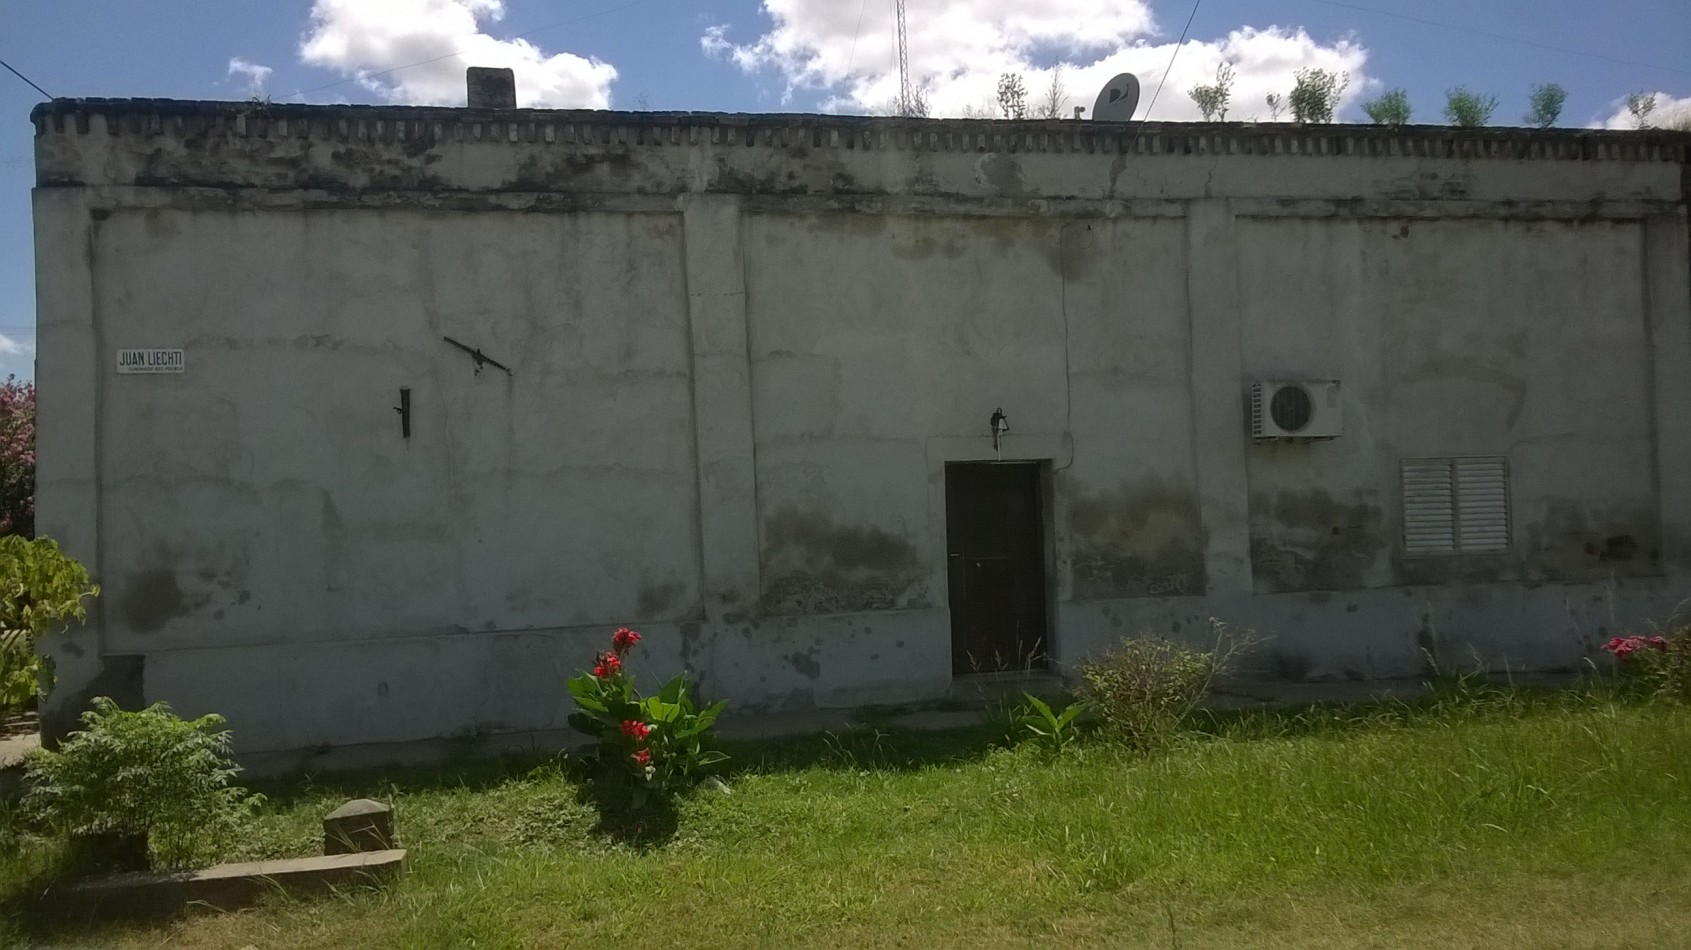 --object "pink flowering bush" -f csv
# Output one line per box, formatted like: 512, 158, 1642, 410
0, 376, 34, 538
567, 627, 728, 805
1603, 630, 1691, 702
